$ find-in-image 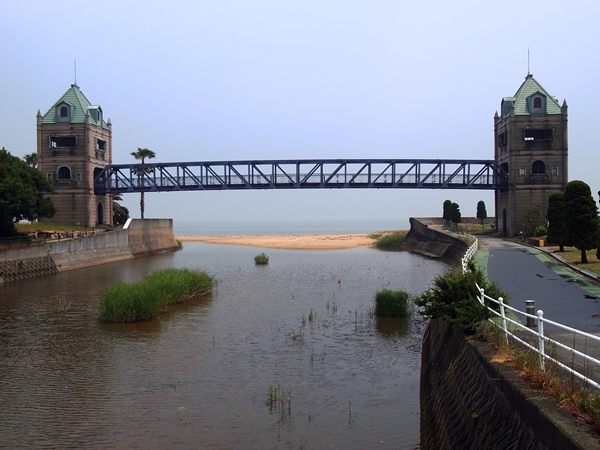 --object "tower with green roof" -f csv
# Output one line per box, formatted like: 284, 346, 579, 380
494, 74, 568, 236
36, 84, 113, 227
